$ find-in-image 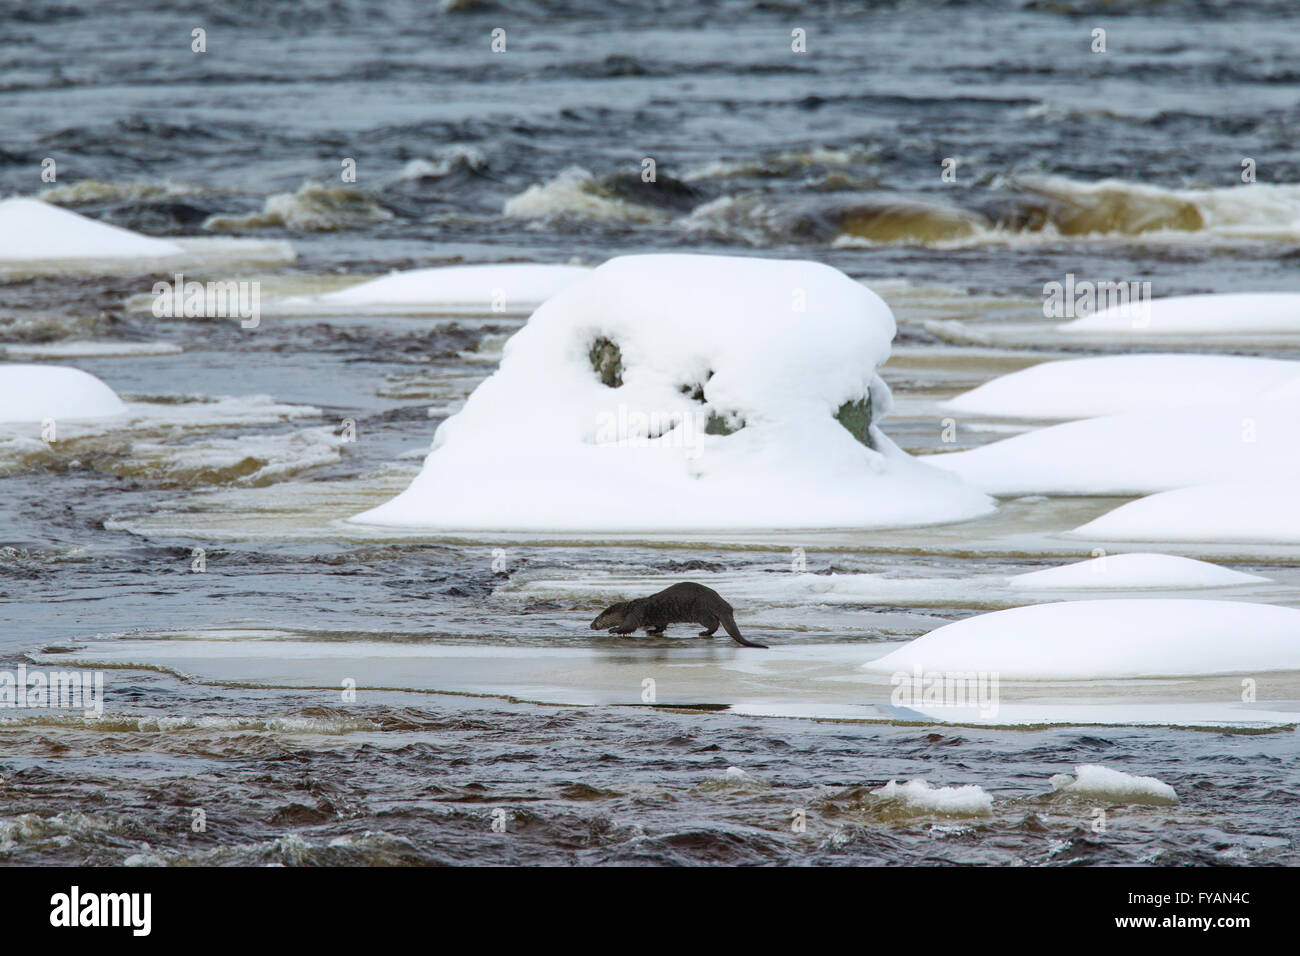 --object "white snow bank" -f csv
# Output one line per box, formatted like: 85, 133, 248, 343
862, 599, 1300, 679
351, 254, 994, 531
929, 394, 1300, 496
1049, 764, 1178, 805
281, 263, 593, 316
0, 198, 183, 262
1060, 292, 1300, 335
871, 779, 993, 815
0, 365, 127, 422
943, 354, 1300, 421
1071, 481, 1300, 544
1007, 553, 1266, 590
